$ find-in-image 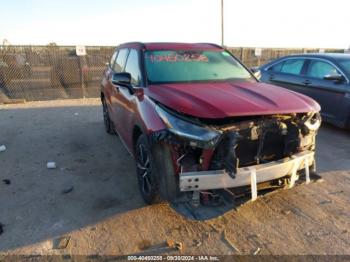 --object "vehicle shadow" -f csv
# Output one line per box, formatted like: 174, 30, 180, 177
316, 123, 350, 173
